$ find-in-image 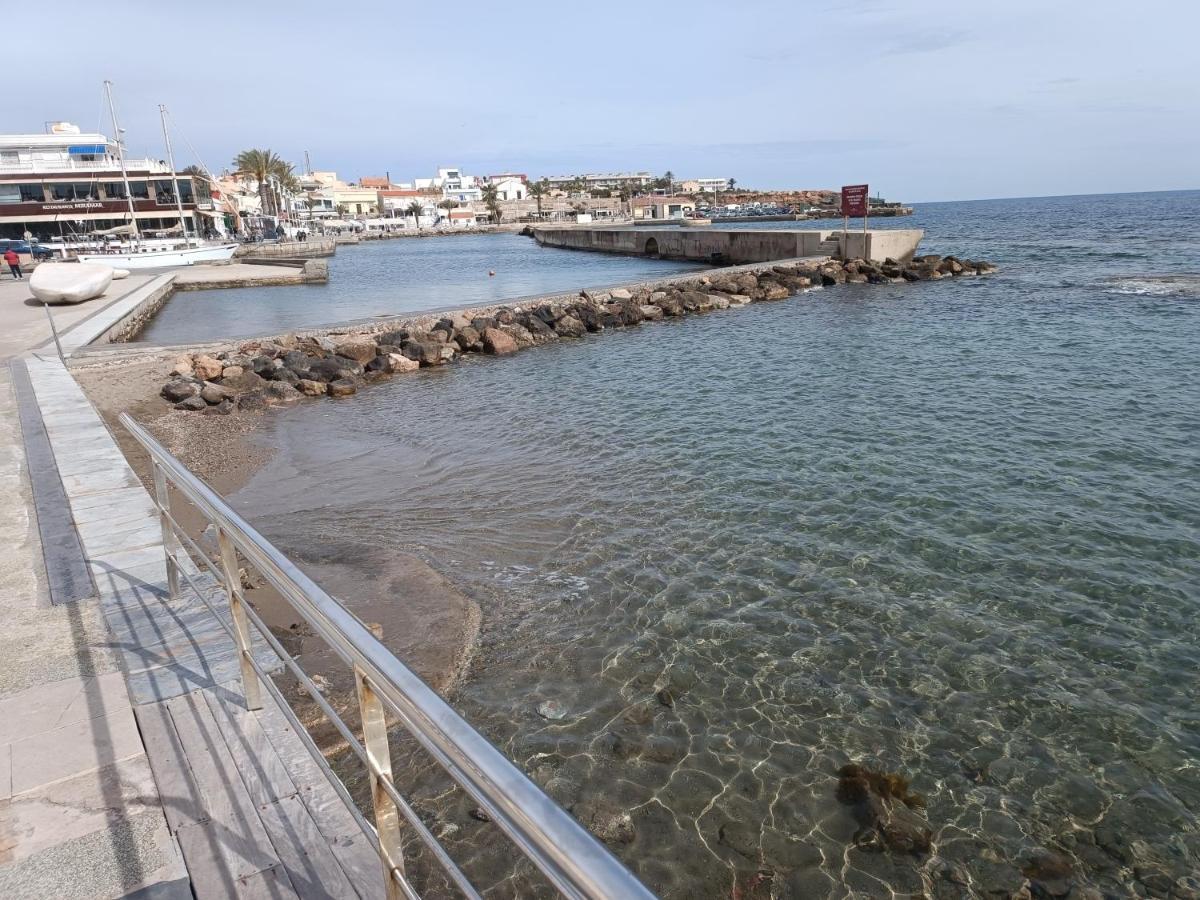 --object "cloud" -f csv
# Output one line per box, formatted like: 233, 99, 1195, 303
880, 28, 971, 56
